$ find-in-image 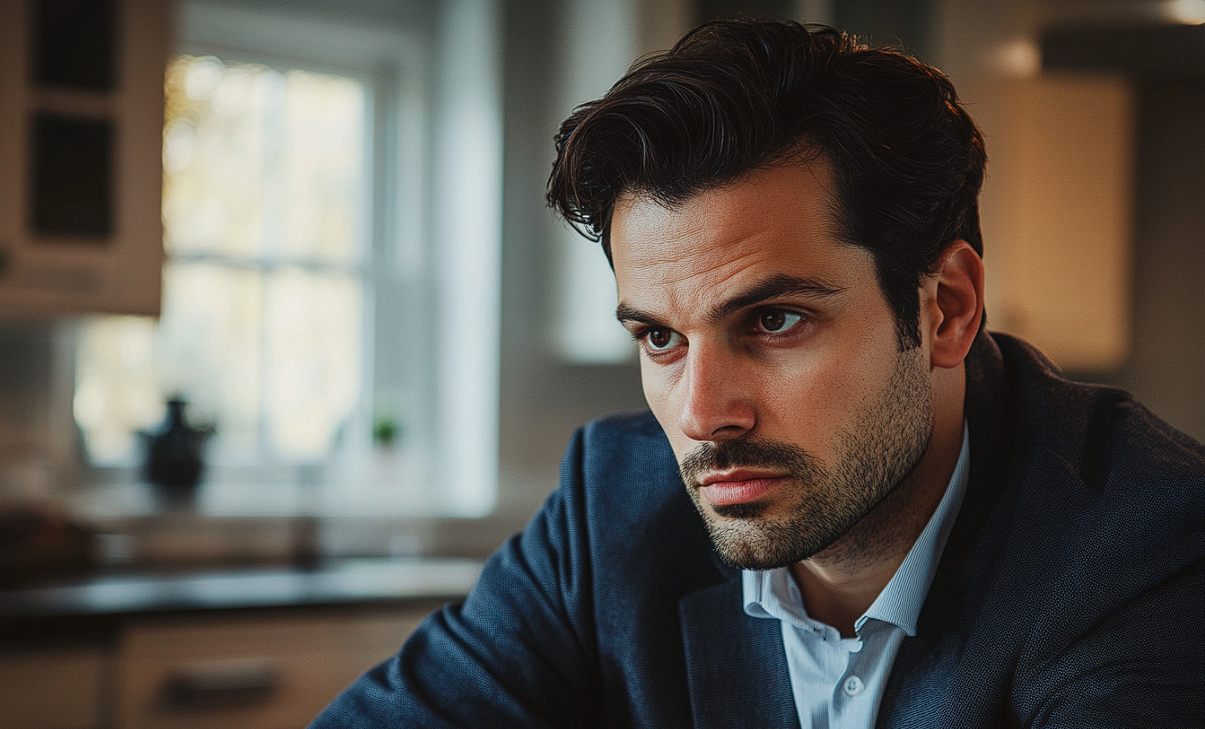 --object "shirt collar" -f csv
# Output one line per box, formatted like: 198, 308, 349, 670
743, 421, 971, 637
